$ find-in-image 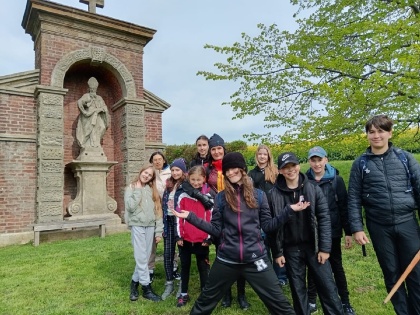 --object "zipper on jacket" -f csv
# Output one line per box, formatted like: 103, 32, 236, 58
237, 189, 244, 262
382, 156, 395, 224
